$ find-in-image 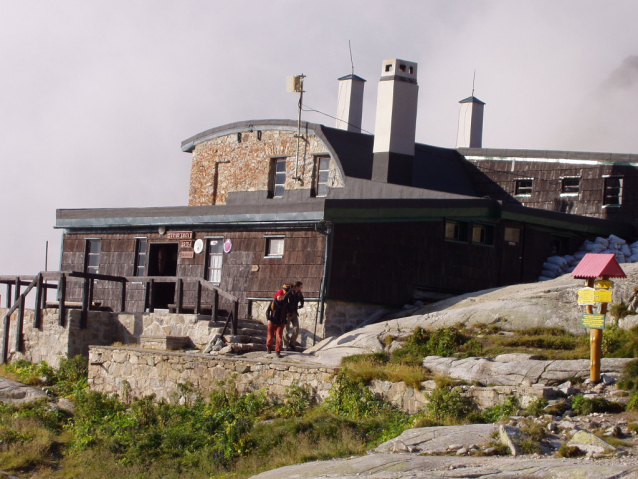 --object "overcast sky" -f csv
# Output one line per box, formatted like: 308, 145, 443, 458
1, 1, 638, 277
